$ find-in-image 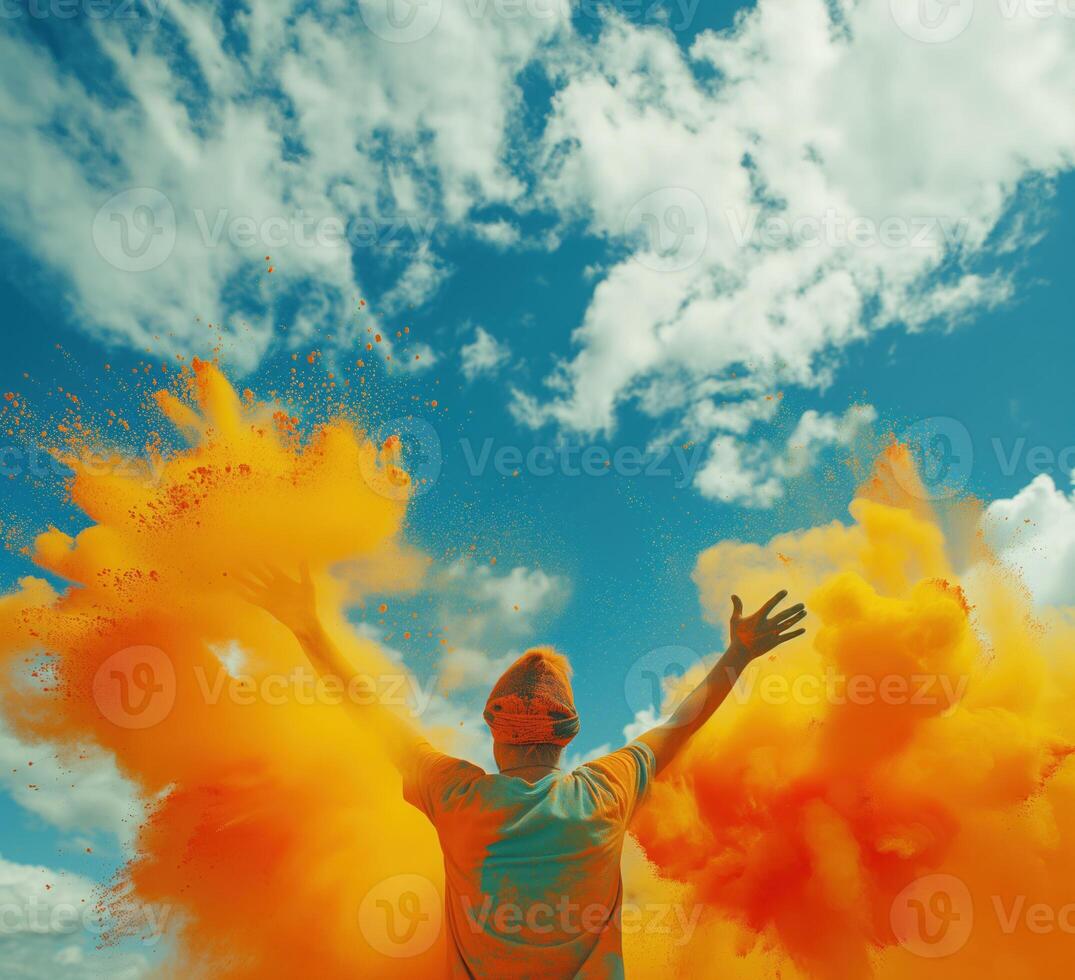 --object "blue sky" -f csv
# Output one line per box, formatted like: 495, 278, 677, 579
2, 0, 1075, 975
